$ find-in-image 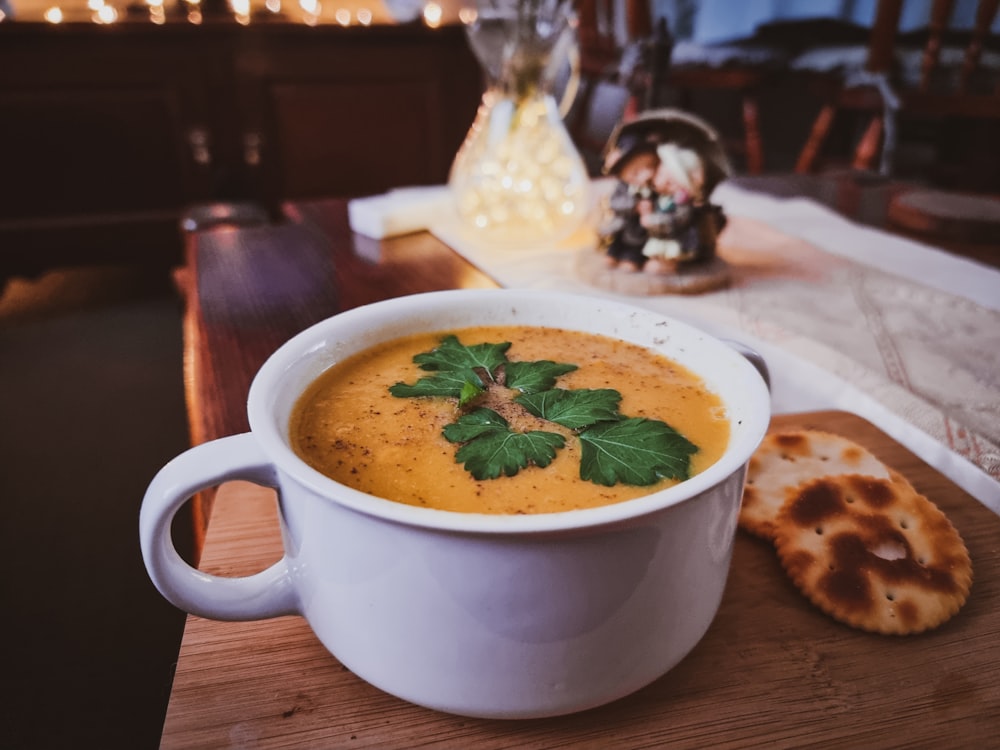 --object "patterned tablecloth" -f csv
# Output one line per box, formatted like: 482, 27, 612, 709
429, 182, 1000, 512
